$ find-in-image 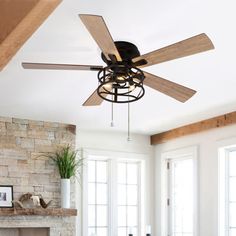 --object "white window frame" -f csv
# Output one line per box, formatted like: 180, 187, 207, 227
82, 148, 146, 236
160, 146, 199, 236
218, 143, 236, 236
86, 159, 110, 236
